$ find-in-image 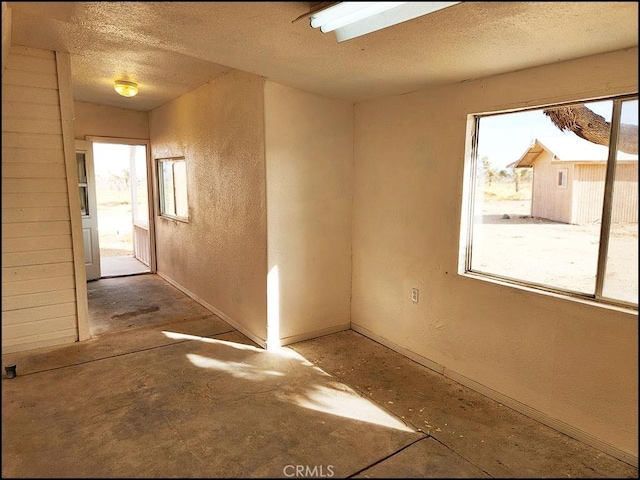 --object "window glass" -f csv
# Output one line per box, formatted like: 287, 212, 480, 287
602, 99, 639, 304
77, 152, 89, 216
467, 97, 638, 306
158, 158, 188, 221
173, 160, 188, 219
